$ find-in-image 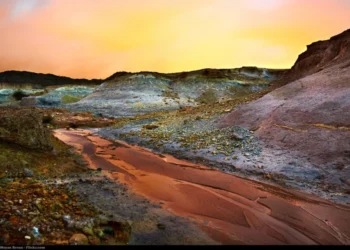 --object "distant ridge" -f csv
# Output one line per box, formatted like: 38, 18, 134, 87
0, 70, 103, 87
0, 66, 288, 88
104, 66, 287, 82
